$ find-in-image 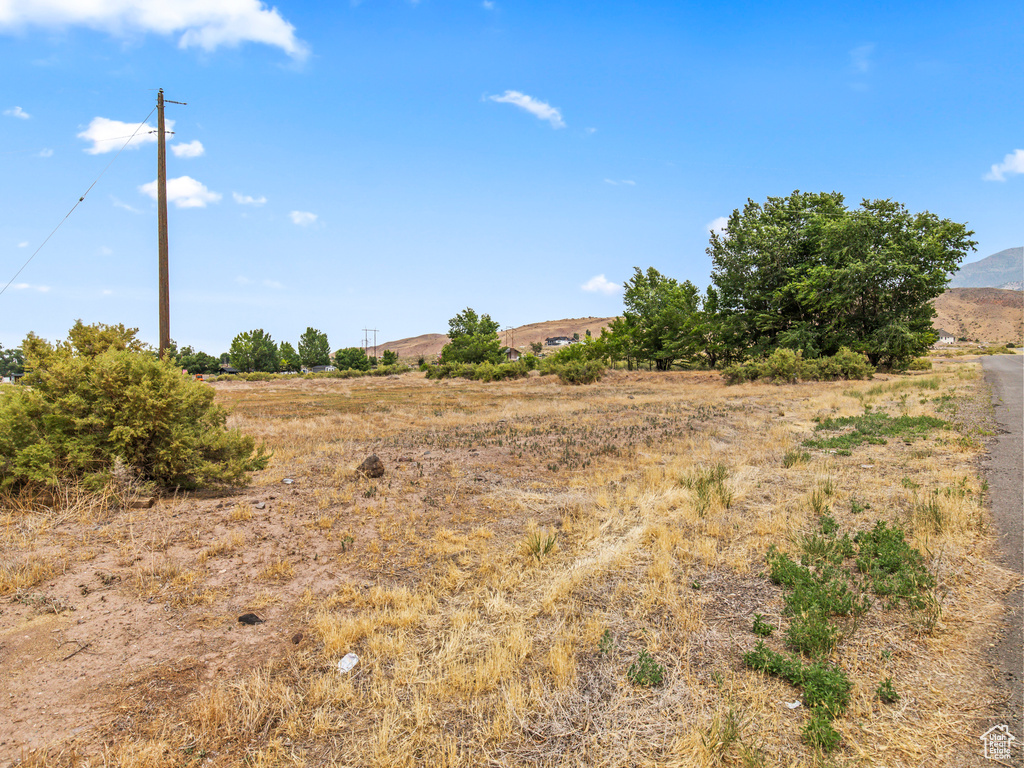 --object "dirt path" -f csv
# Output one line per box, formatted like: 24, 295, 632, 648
981, 353, 1023, 758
